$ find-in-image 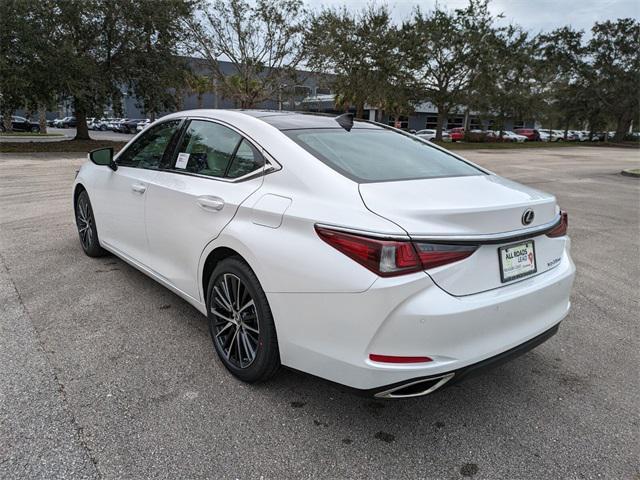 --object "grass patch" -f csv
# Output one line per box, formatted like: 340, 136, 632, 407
621, 168, 640, 177
0, 139, 127, 154
433, 141, 592, 150
432, 140, 639, 150
0, 131, 64, 137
